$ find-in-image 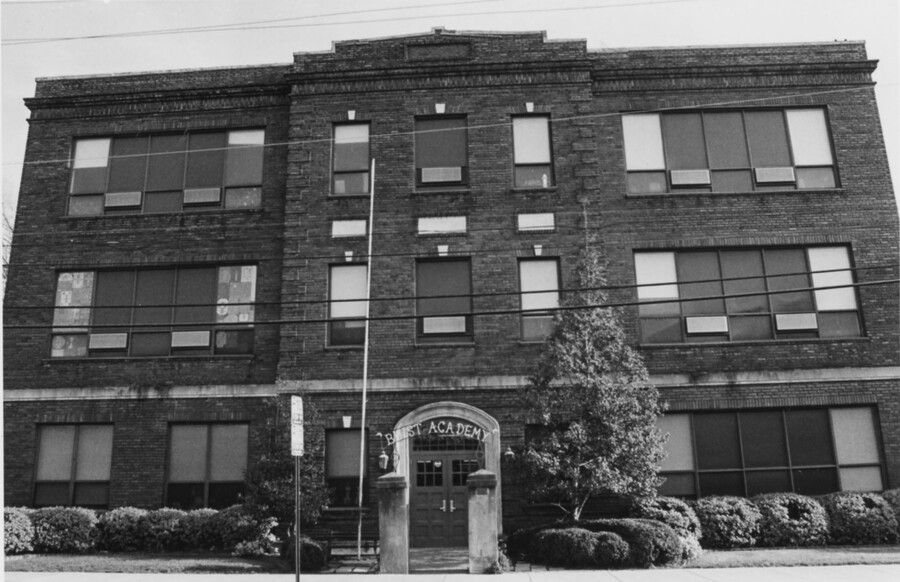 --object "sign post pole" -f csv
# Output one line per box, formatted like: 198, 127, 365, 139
291, 396, 304, 582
